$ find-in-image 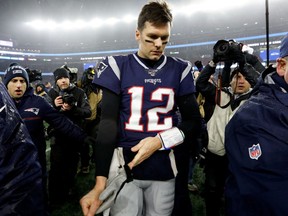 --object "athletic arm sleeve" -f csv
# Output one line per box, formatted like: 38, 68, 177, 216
177, 93, 202, 142
94, 88, 120, 177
